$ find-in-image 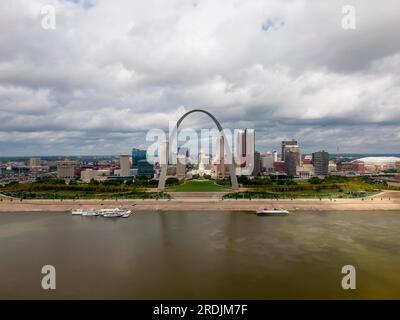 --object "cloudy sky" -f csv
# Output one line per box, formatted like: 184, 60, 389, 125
1, 0, 400, 156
